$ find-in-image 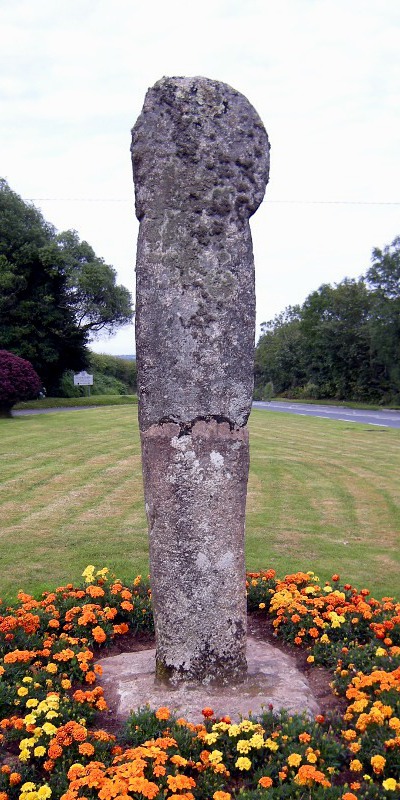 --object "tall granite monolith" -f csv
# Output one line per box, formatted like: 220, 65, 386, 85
131, 76, 270, 684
